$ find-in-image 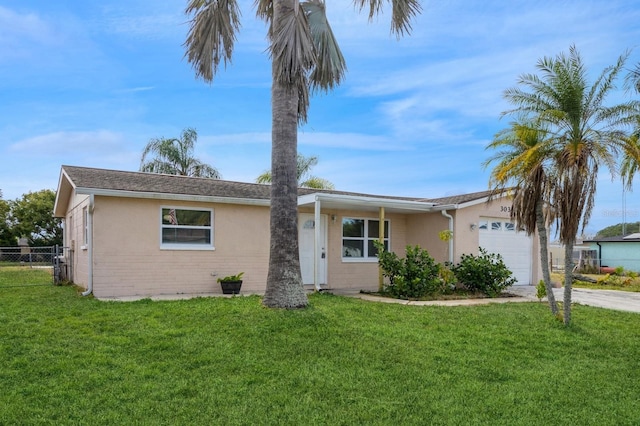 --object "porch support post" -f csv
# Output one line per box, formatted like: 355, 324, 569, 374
314, 197, 322, 291
378, 207, 385, 292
